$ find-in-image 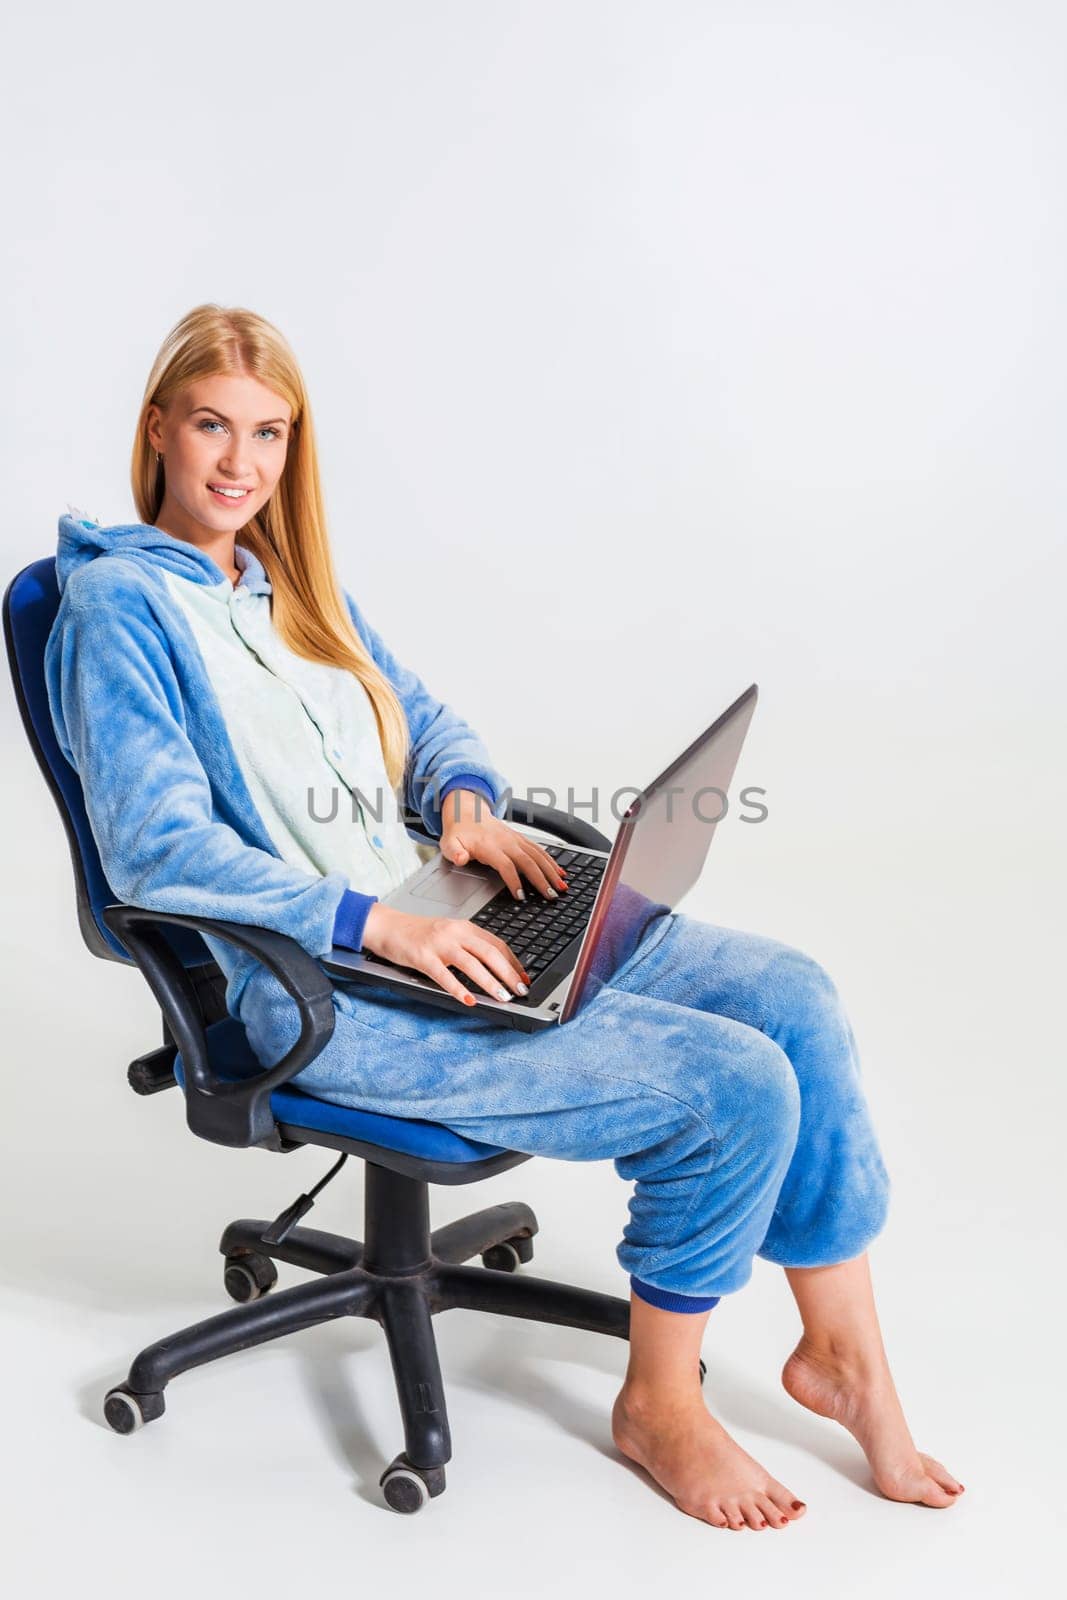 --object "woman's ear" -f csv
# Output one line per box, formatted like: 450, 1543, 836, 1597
145, 403, 162, 453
